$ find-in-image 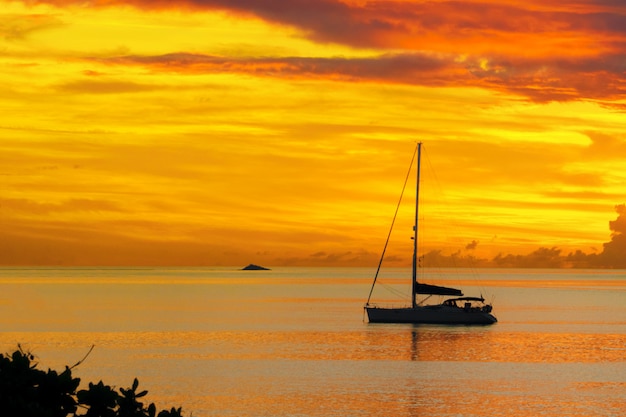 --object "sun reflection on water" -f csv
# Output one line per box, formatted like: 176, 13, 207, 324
0, 267, 624, 416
